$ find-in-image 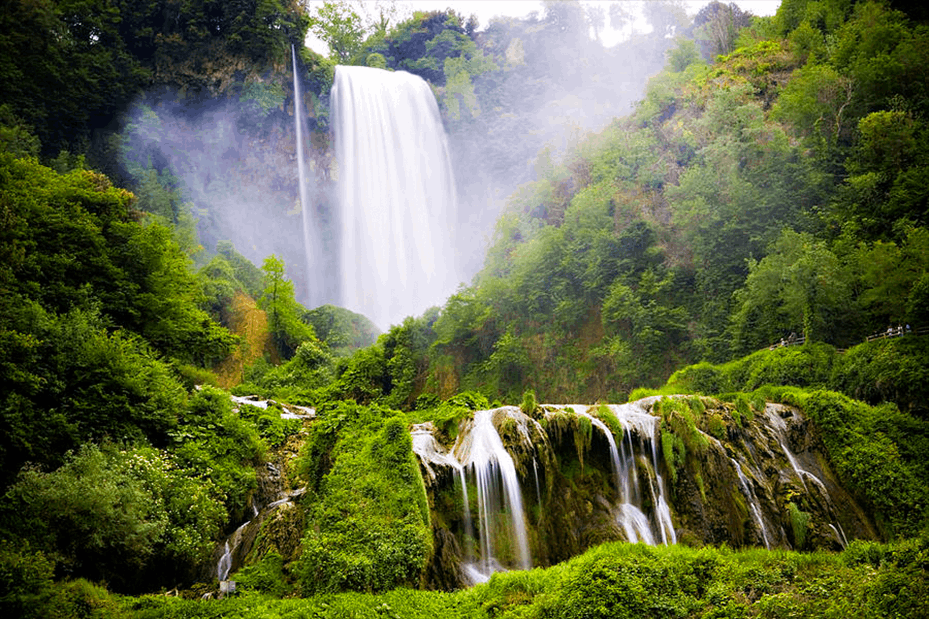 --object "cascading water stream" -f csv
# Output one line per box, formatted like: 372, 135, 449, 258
454, 409, 532, 580
574, 408, 624, 496
216, 520, 250, 581
601, 403, 677, 545
404, 398, 877, 591
330, 65, 460, 330
730, 457, 772, 549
